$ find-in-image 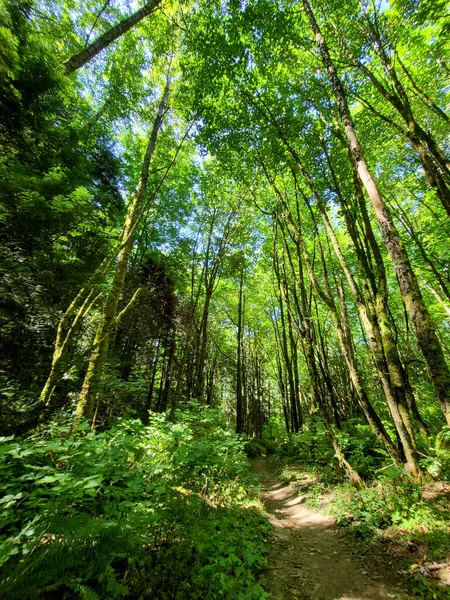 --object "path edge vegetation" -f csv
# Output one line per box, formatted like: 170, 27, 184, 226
1, 0, 450, 597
